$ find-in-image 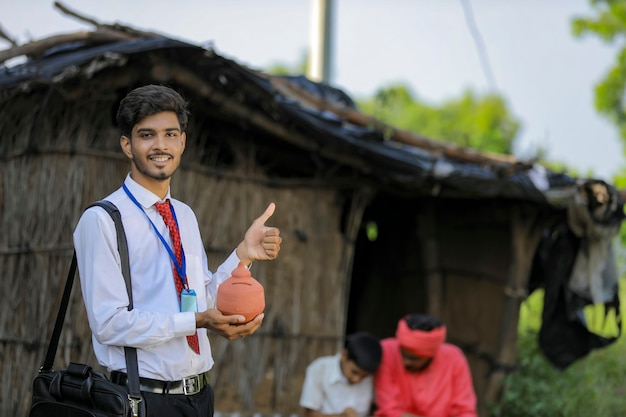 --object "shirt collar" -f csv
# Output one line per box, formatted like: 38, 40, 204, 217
124, 173, 172, 208
329, 353, 348, 384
